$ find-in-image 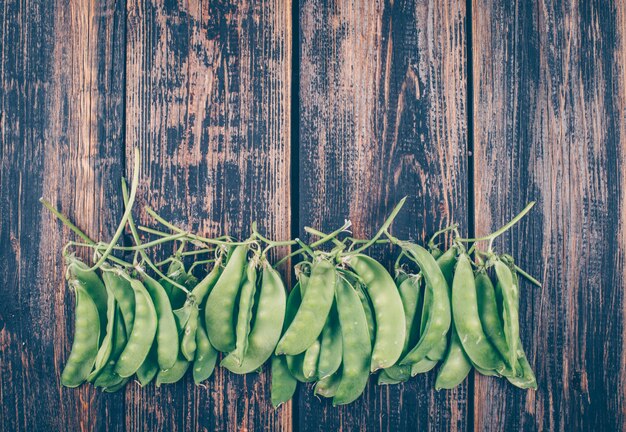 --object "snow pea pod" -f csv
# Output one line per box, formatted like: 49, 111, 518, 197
302, 339, 321, 380
452, 253, 504, 372
115, 276, 158, 378
87, 286, 116, 382
221, 264, 286, 374
65, 256, 108, 334
61, 284, 101, 388
333, 277, 371, 406
317, 301, 342, 380
192, 320, 218, 384
156, 355, 190, 386
506, 342, 537, 389
400, 243, 451, 365
434, 325, 472, 390
276, 259, 335, 356
181, 261, 223, 361
271, 355, 298, 408
139, 270, 179, 370
346, 254, 405, 371
231, 260, 258, 365
93, 308, 128, 388
493, 258, 520, 371
136, 345, 158, 386
315, 369, 342, 398
205, 245, 249, 352
101, 265, 135, 334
